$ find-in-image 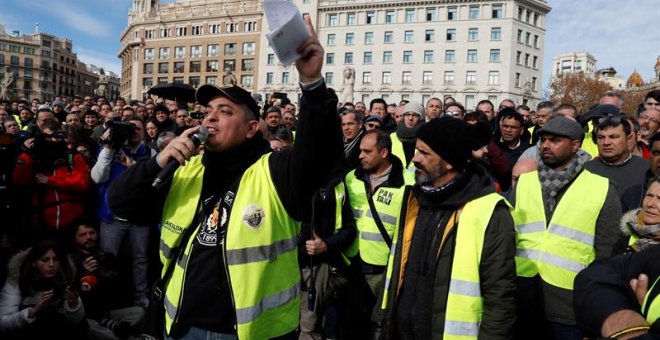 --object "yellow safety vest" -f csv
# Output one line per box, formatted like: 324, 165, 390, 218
389, 134, 416, 185
382, 192, 508, 339
160, 154, 300, 339
582, 121, 598, 158
513, 169, 608, 290
345, 170, 406, 266
642, 276, 660, 324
